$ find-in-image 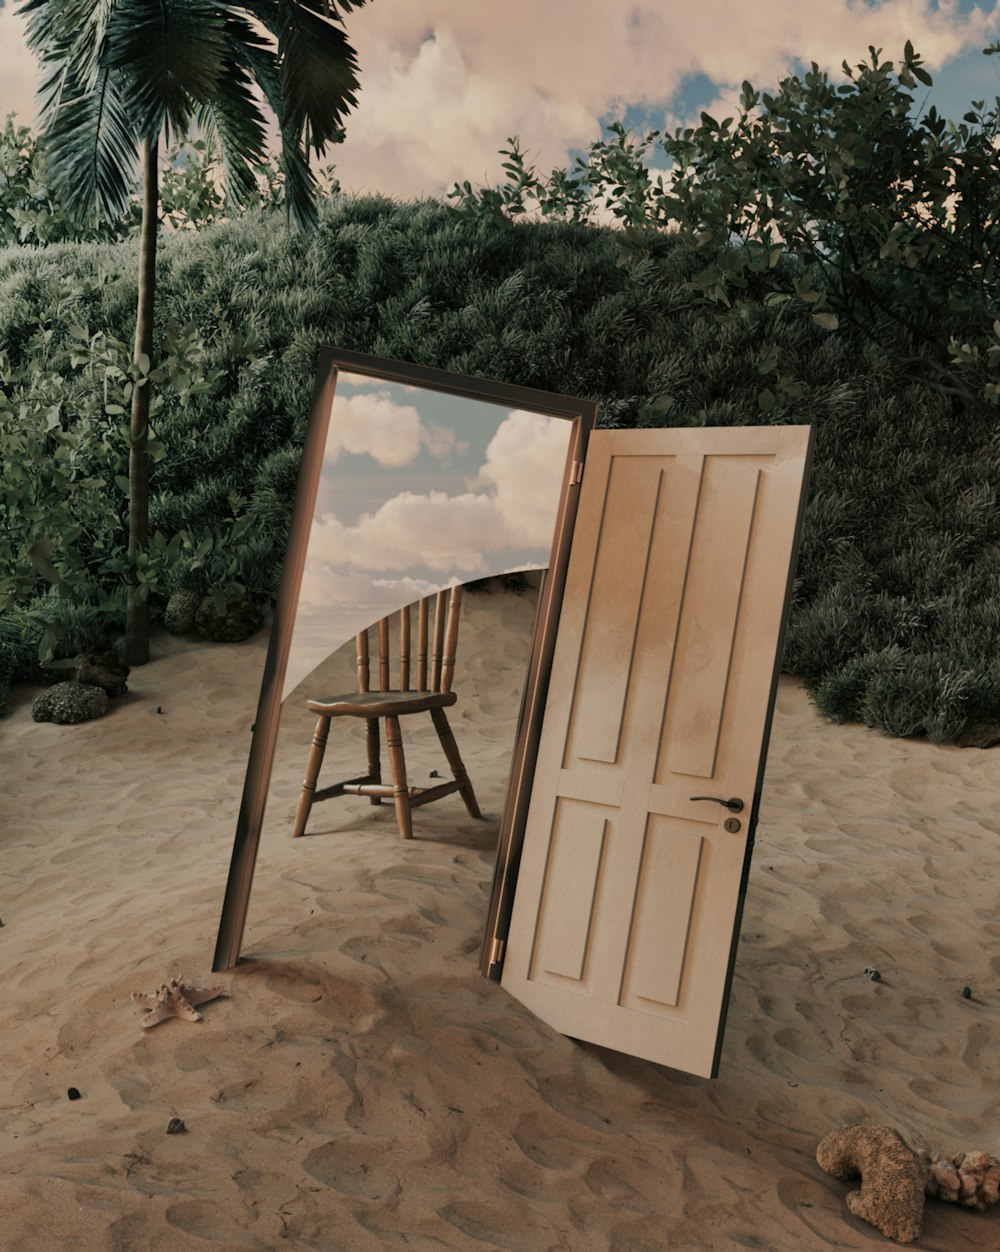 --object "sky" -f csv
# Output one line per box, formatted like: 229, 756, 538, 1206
1, 0, 998, 205
282, 374, 571, 698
